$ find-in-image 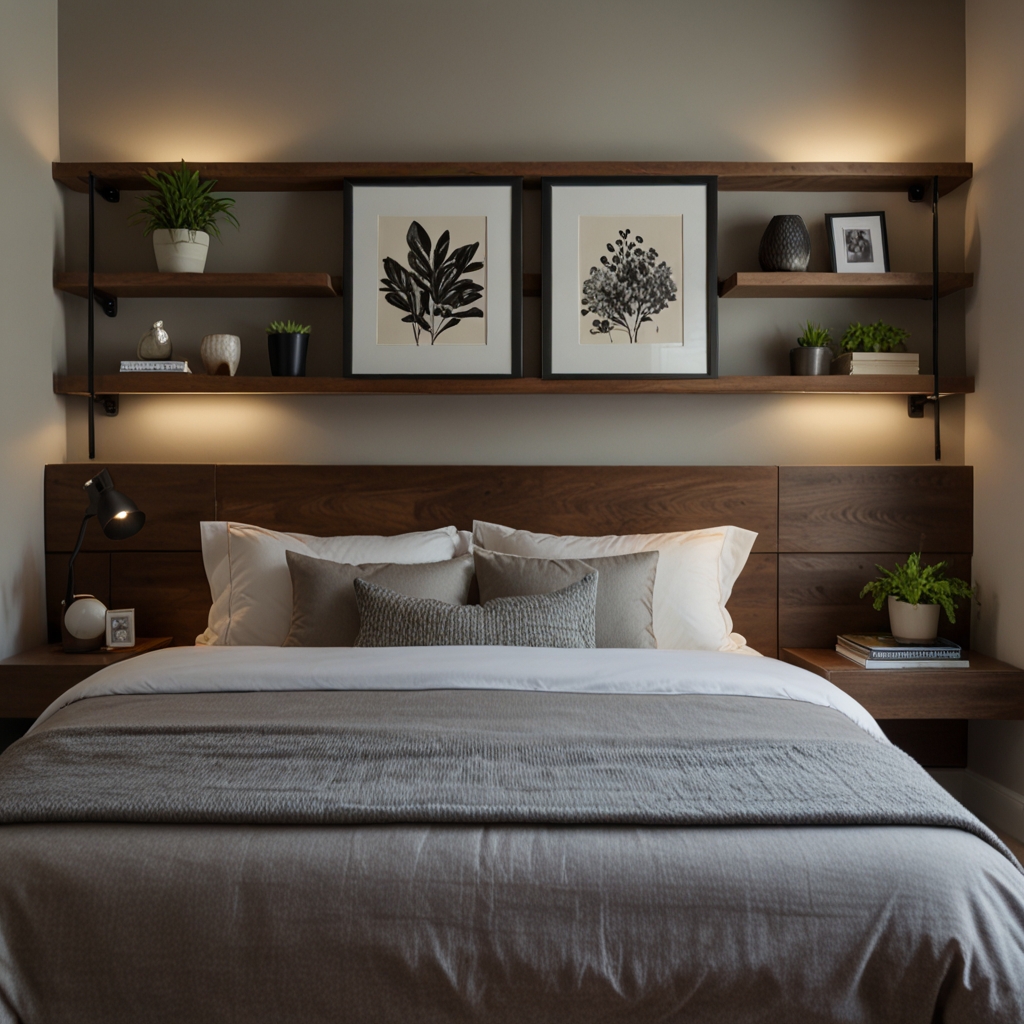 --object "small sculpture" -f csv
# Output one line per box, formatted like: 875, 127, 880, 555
138, 320, 172, 360
200, 334, 241, 376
